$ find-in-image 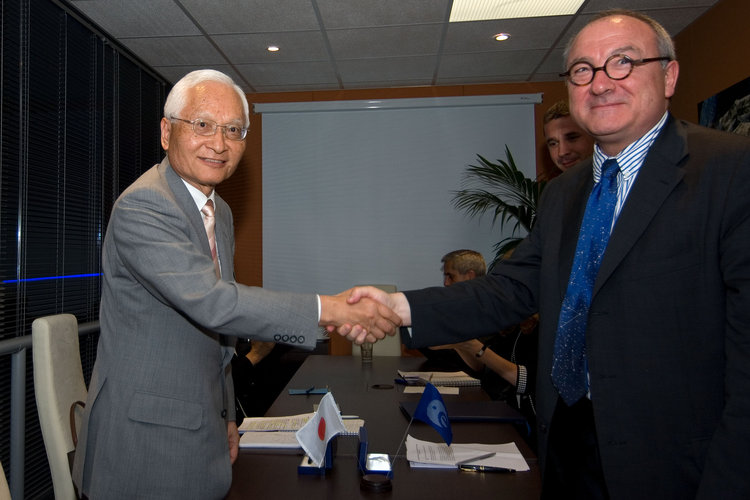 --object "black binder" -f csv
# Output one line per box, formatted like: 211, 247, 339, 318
399, 400, 527, 424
